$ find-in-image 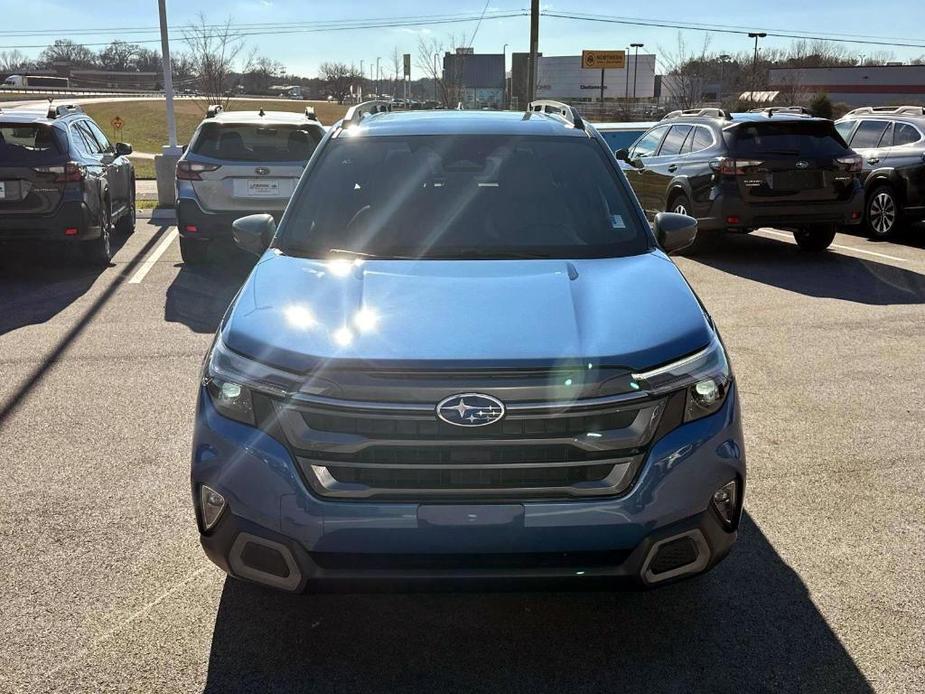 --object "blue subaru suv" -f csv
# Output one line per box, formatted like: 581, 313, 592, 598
191, 100, 745, 591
